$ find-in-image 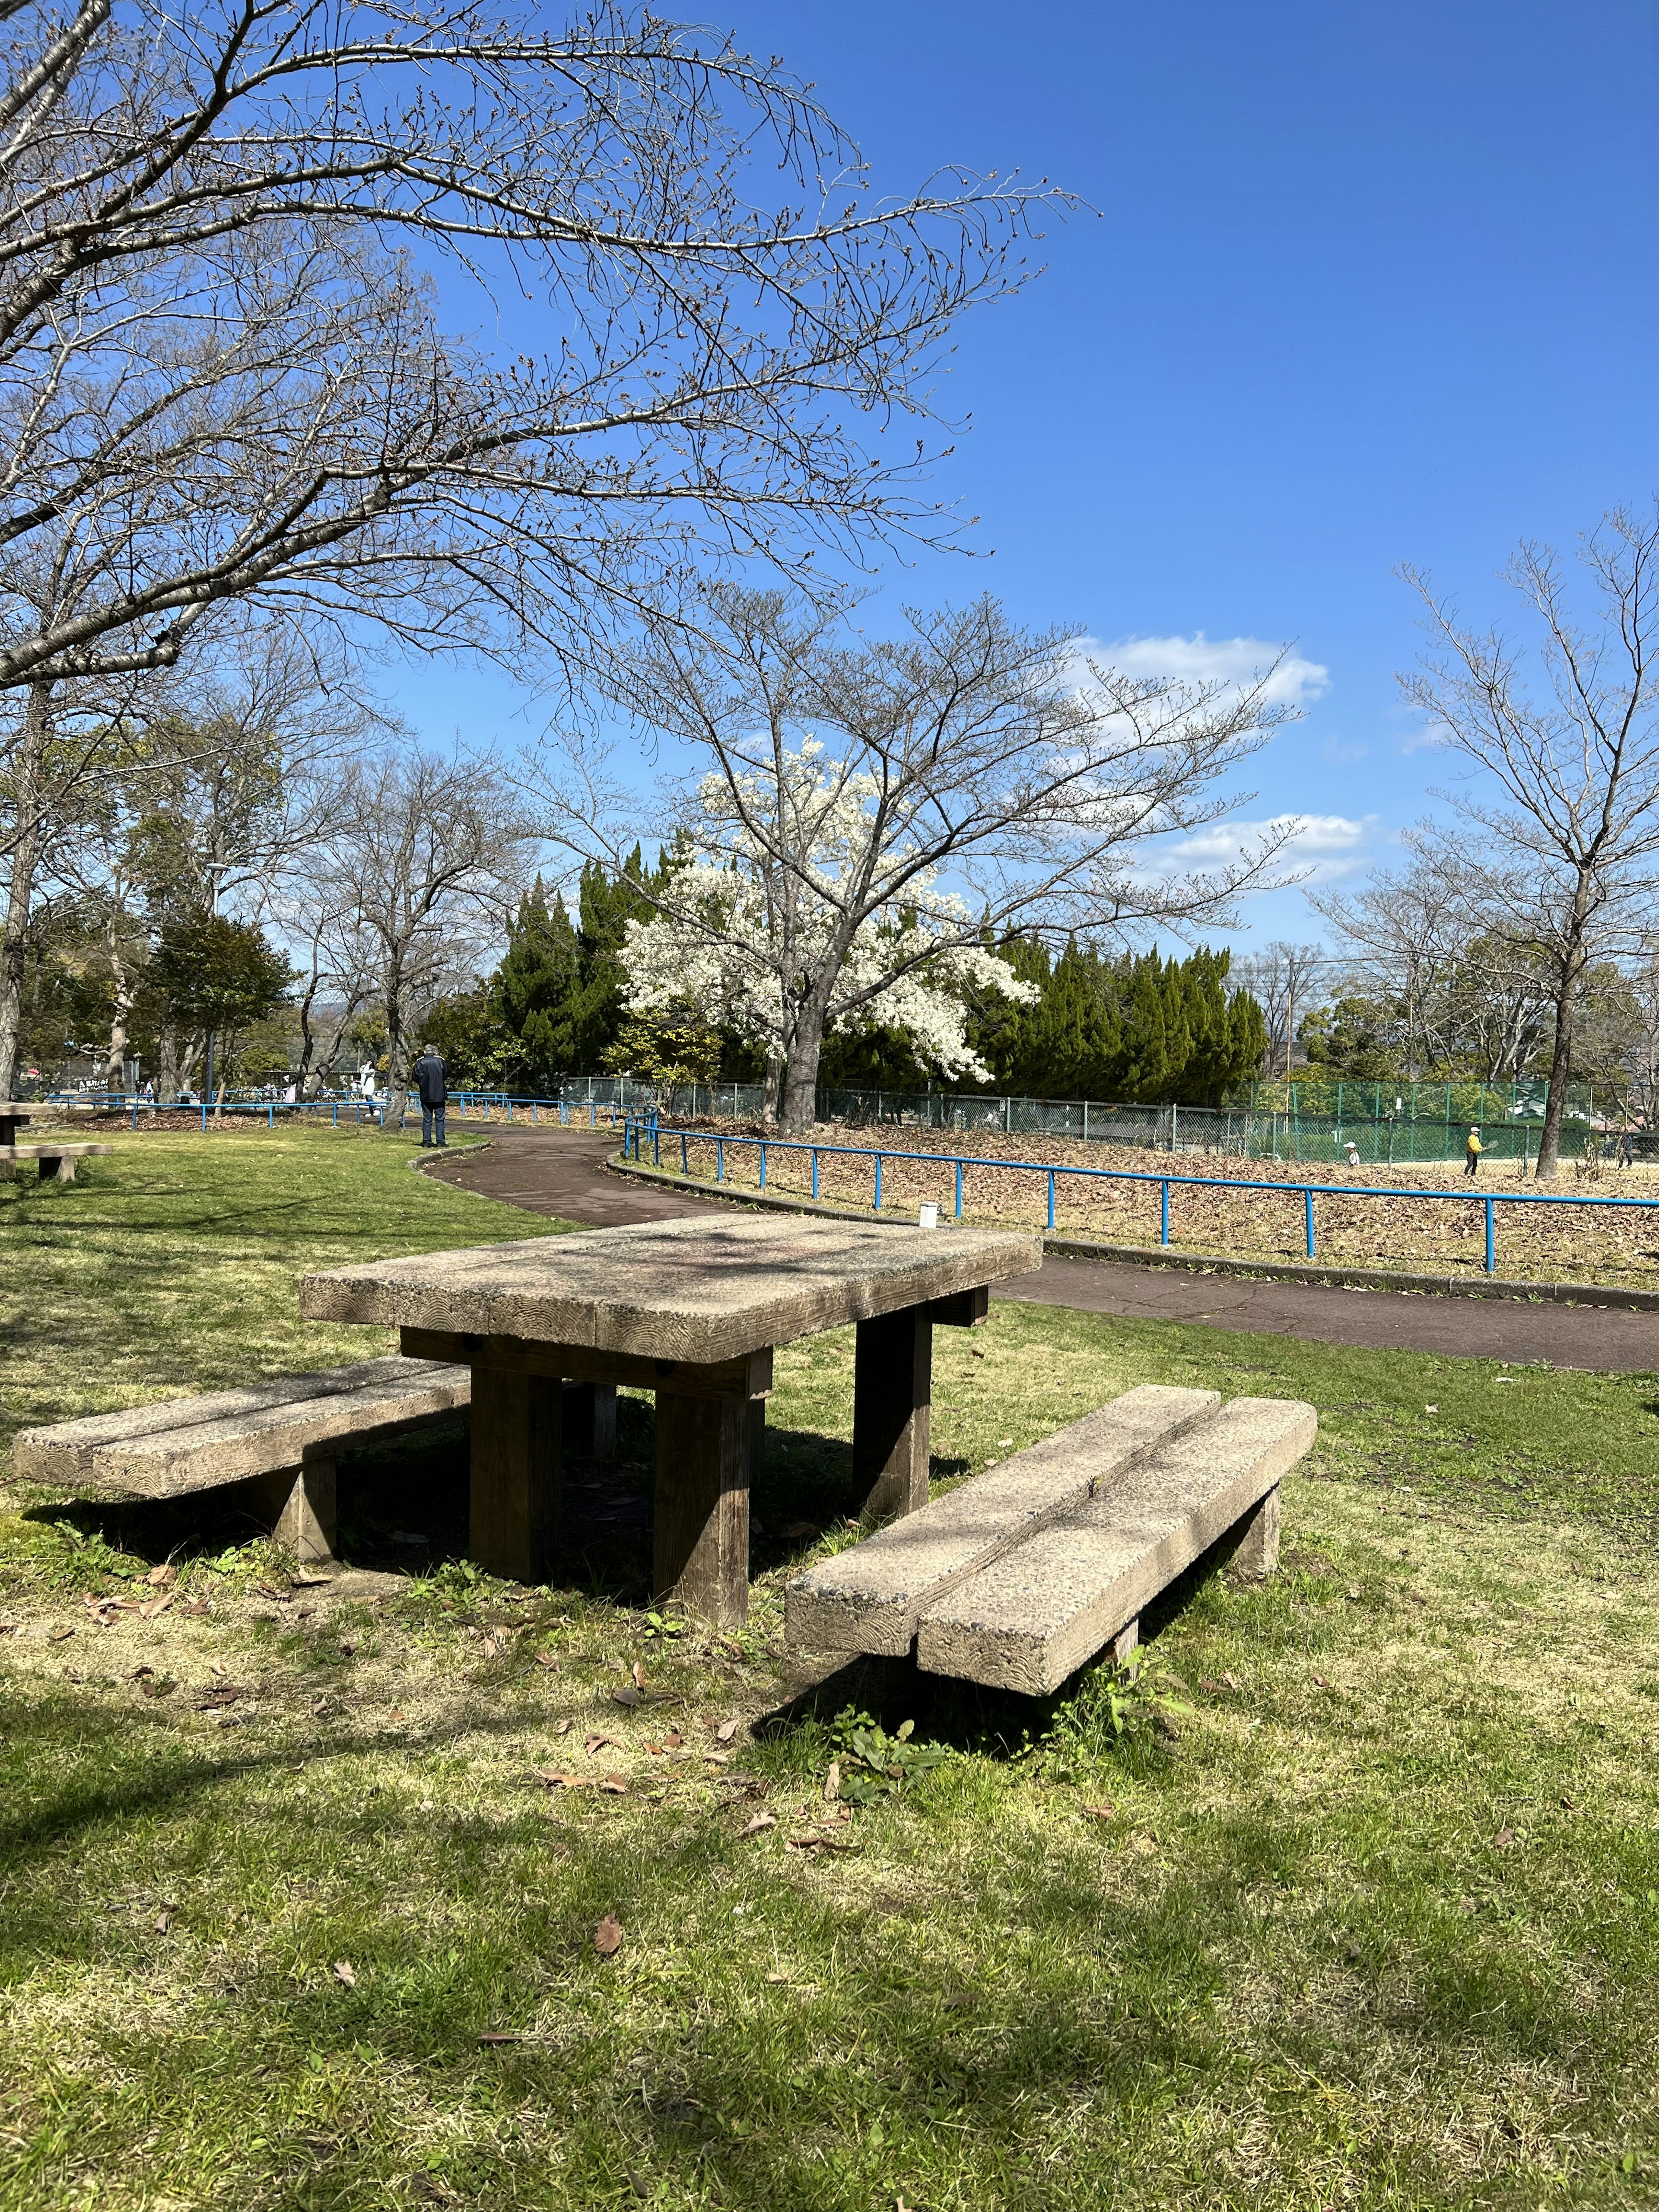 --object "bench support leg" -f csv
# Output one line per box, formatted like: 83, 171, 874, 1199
853, 1306, 932, 1525
39, 1154, 73, 1183
470, 1368, 561, 1583
1109, 1618, 1139, 1665
653, 1390, 751, 1627
560, 1379, 617, 1464
261, 1455, 336, 1565
1229, 1484, 1281, 1581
